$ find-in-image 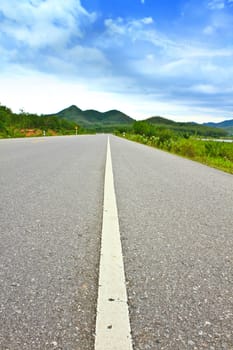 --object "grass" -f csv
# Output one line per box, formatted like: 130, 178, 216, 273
120, 133, 233, 174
